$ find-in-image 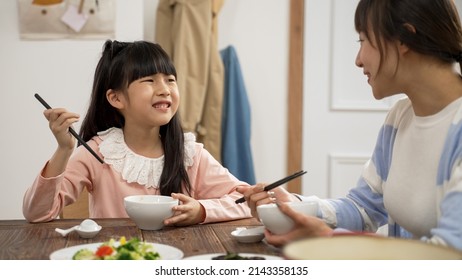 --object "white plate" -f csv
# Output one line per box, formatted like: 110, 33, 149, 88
183, 253, 282, 260
283, 235, 462, 260
50, 242, 184, 260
